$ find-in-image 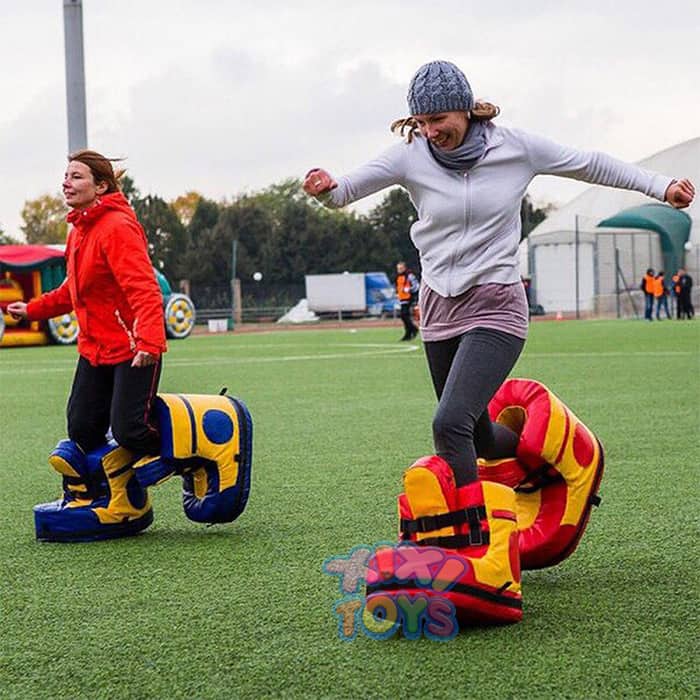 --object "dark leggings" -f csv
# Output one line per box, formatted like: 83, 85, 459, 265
399, 302, 418, 338
67, 356, 162, 454
424, 328, 525, 486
